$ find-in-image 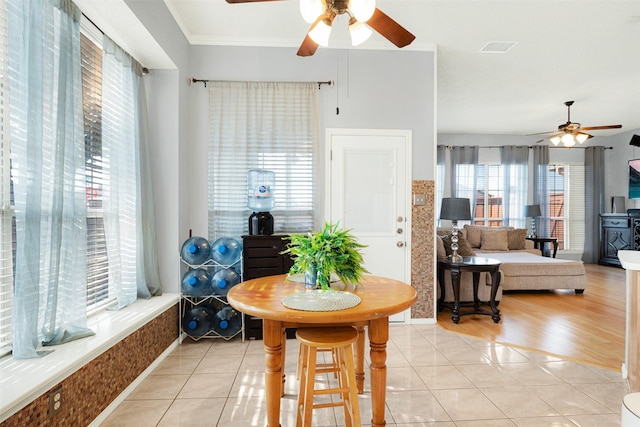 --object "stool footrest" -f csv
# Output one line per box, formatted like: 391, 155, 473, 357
315, 387, 349, 396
